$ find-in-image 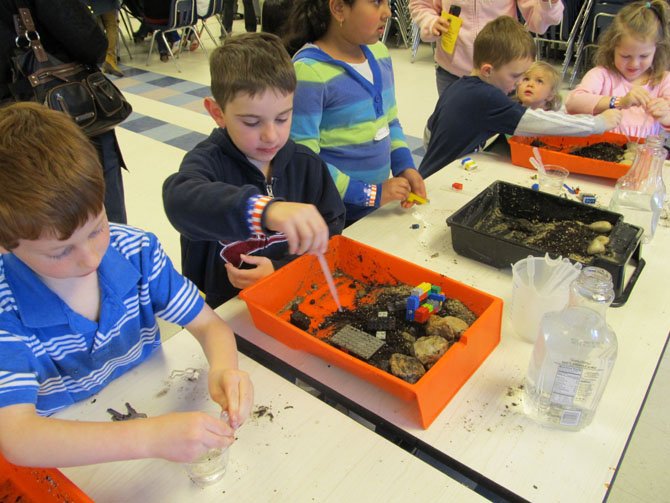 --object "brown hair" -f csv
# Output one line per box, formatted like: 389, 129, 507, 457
473, 16, 536, 69
521, 61, 563, 111
0, 102, 104, 250
209, 32, 297, 109
595, 0, 670, 85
